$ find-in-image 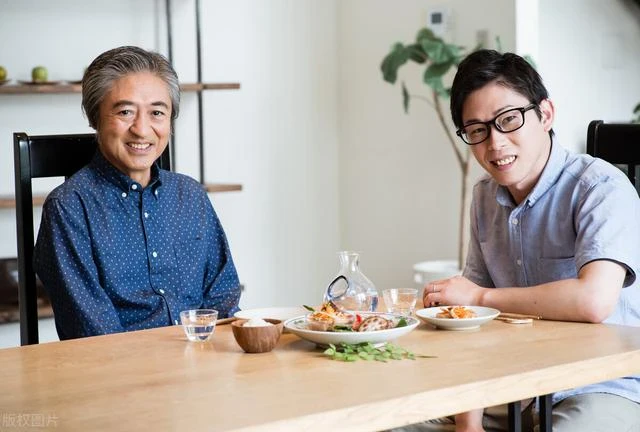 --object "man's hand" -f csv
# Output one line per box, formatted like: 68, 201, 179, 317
423, 275, 485, 307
